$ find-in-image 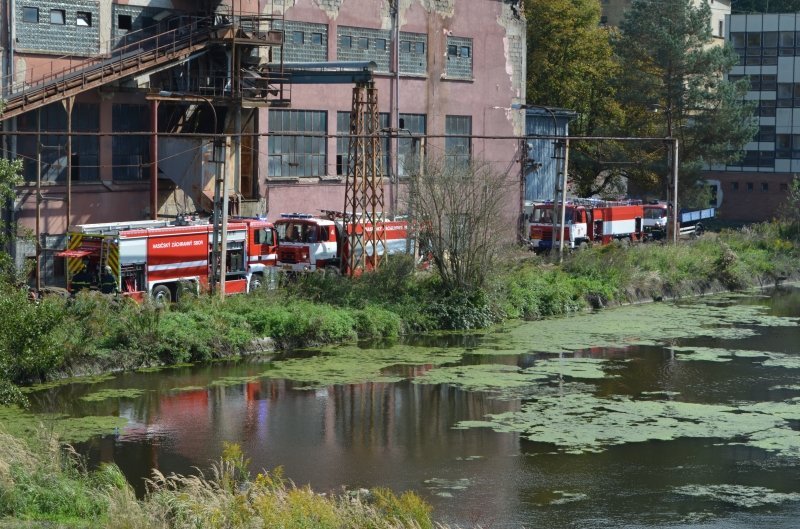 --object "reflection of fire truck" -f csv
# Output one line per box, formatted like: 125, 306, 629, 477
642, 202, 715, 240
527, 200, 645, 251
58, 217, 278, 302
274, 213, 409, 273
